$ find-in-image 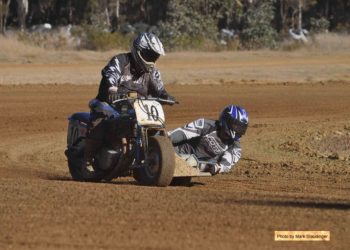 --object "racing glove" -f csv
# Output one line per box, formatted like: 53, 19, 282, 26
208, 164, 221, 175
199, 163, 221, 176
166, 94, 178, 105
167, 94, 176, 102
108, 86, 118, 94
